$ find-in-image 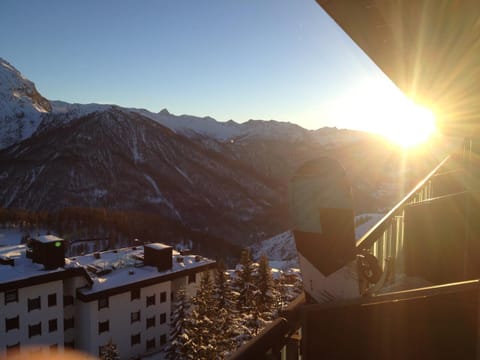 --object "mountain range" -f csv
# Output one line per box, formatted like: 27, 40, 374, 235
0, 58, 442, 253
